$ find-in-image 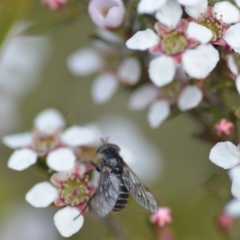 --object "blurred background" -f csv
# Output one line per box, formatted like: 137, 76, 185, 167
0, 1, 236, 239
